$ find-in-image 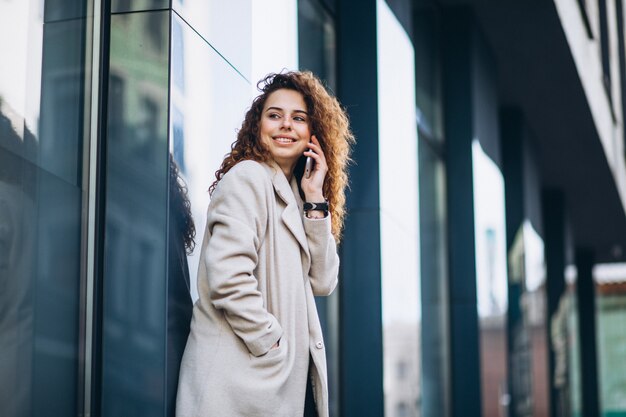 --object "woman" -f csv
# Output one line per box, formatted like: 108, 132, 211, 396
176, 71, 354, 417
